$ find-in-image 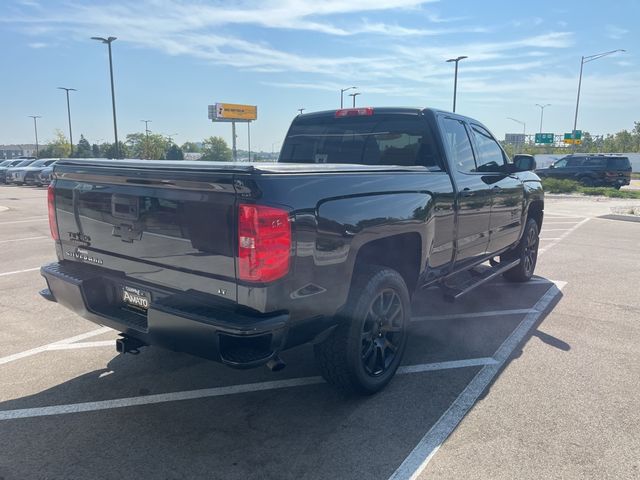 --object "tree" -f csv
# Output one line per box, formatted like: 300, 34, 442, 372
200, 136, 232, 161
92, 143, 100, 157
102, 141, 129, 159
181, 141, 202, 153
126, 133, 168, 159
74, 135, 92, 158
165, 144, 184, 160
45, 130, 72, 157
